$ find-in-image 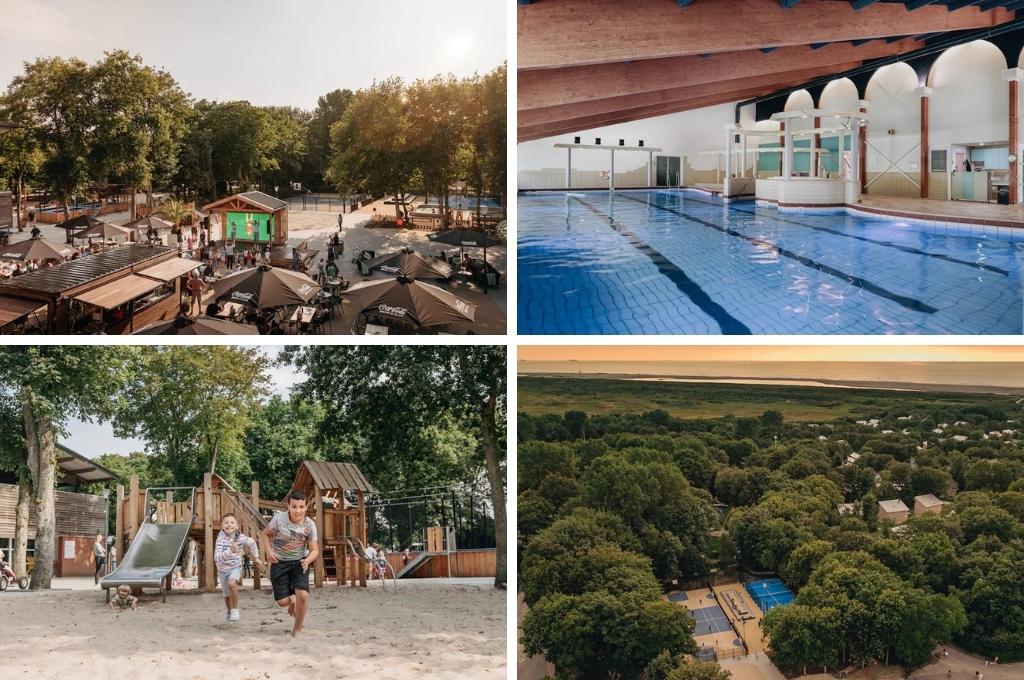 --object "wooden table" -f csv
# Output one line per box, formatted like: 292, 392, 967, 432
215, 301, 246, 321
289, 306, 317, 324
